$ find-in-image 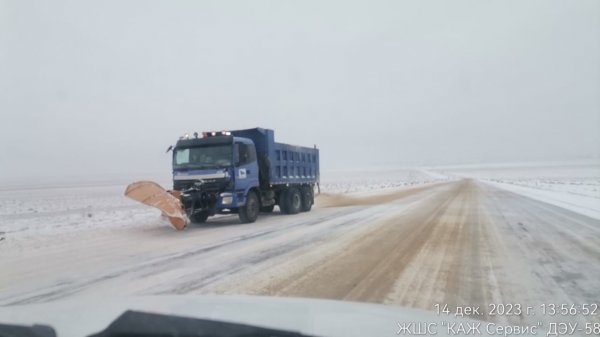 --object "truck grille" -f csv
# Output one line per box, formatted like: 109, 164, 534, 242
173, 178, 228, 192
